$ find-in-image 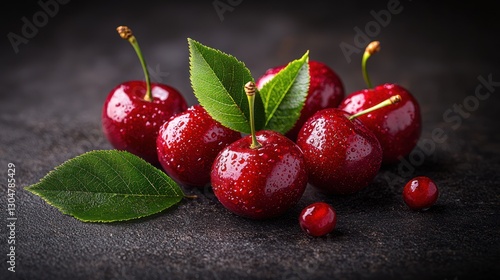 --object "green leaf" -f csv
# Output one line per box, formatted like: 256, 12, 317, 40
25, 150, 185, 223
188, 38, 265, 134
259, 51, 310, 134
